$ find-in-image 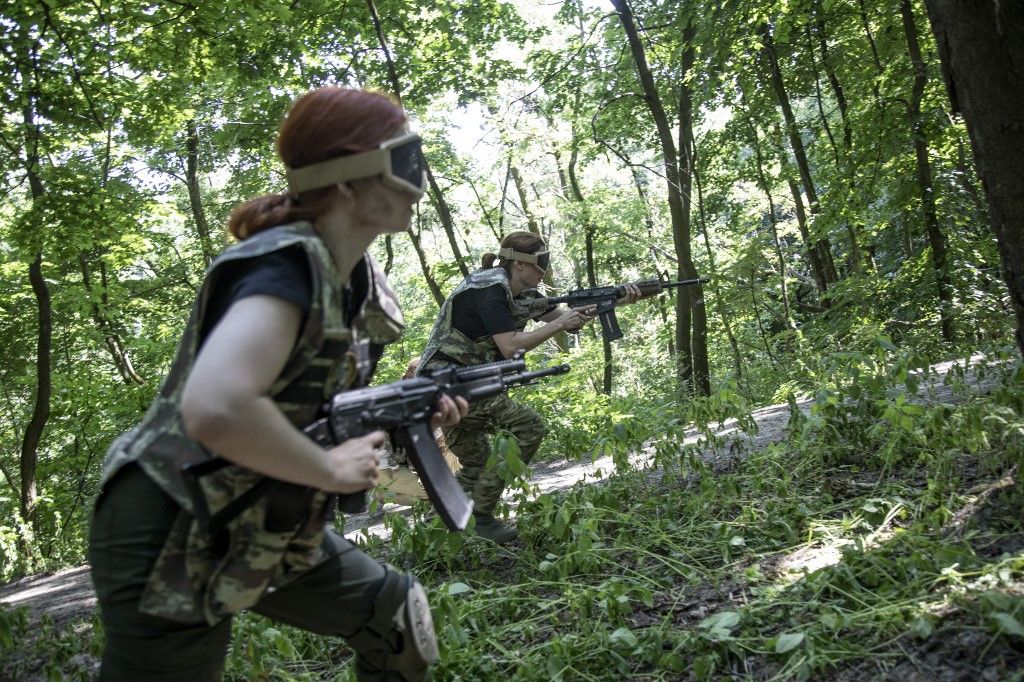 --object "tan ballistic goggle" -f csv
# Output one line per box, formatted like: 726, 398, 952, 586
285, 132, 427, 198
498, 246, 550, 273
